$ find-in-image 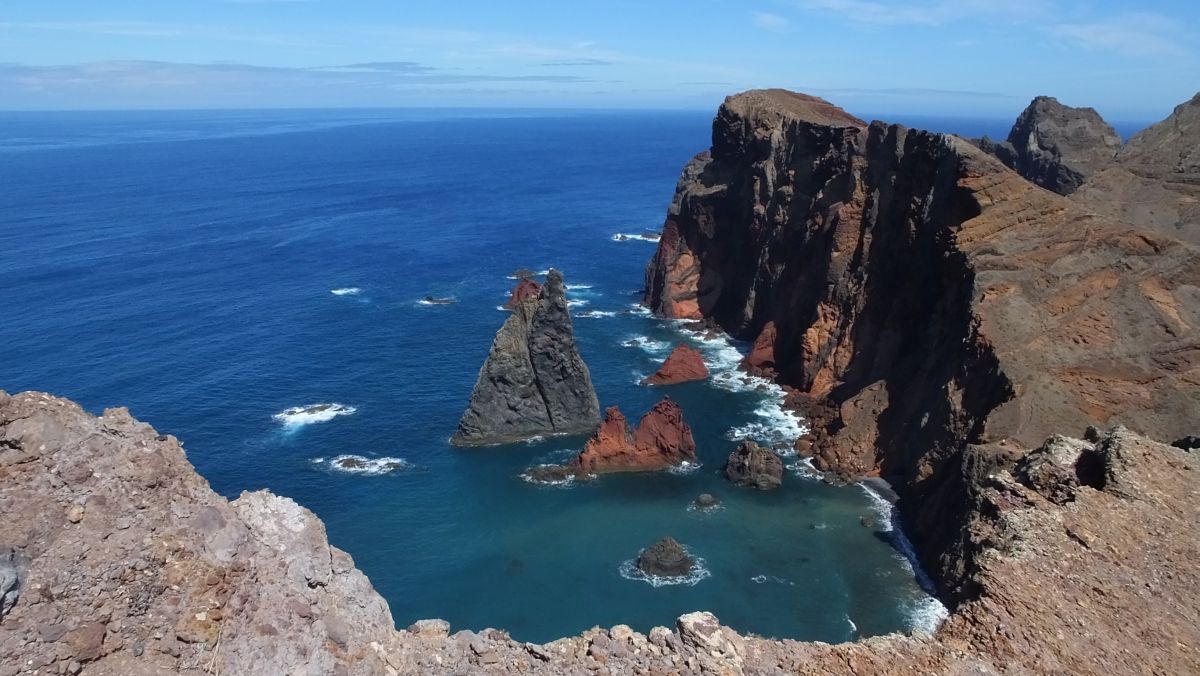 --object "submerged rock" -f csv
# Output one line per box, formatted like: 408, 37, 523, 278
423, 295, 456, 305
641, 344, 708, 385
636, 537, 694, 578
451, 269, 600, 446
723, 441, 783, 490
572, 398, 696, 474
